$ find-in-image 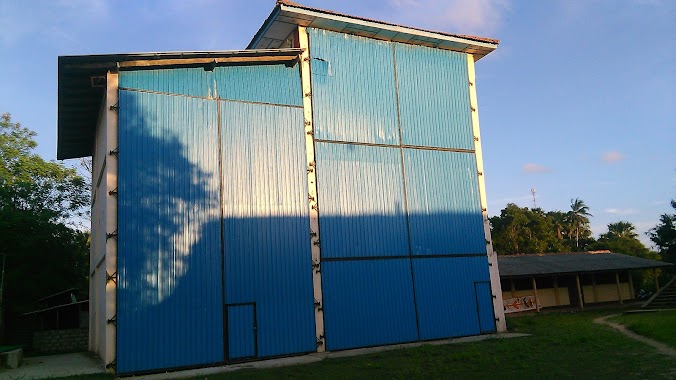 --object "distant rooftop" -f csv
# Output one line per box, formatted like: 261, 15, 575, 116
498, 251, 672, 278
249, 0, 499, 60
